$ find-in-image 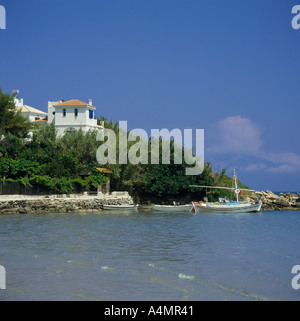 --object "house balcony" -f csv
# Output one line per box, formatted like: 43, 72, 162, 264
93, 119, 105, 128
